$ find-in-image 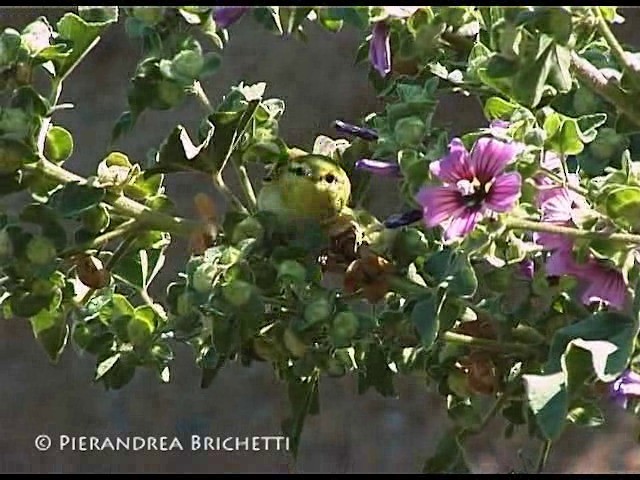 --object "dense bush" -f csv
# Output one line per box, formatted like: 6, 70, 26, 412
1, 6, 640, 472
